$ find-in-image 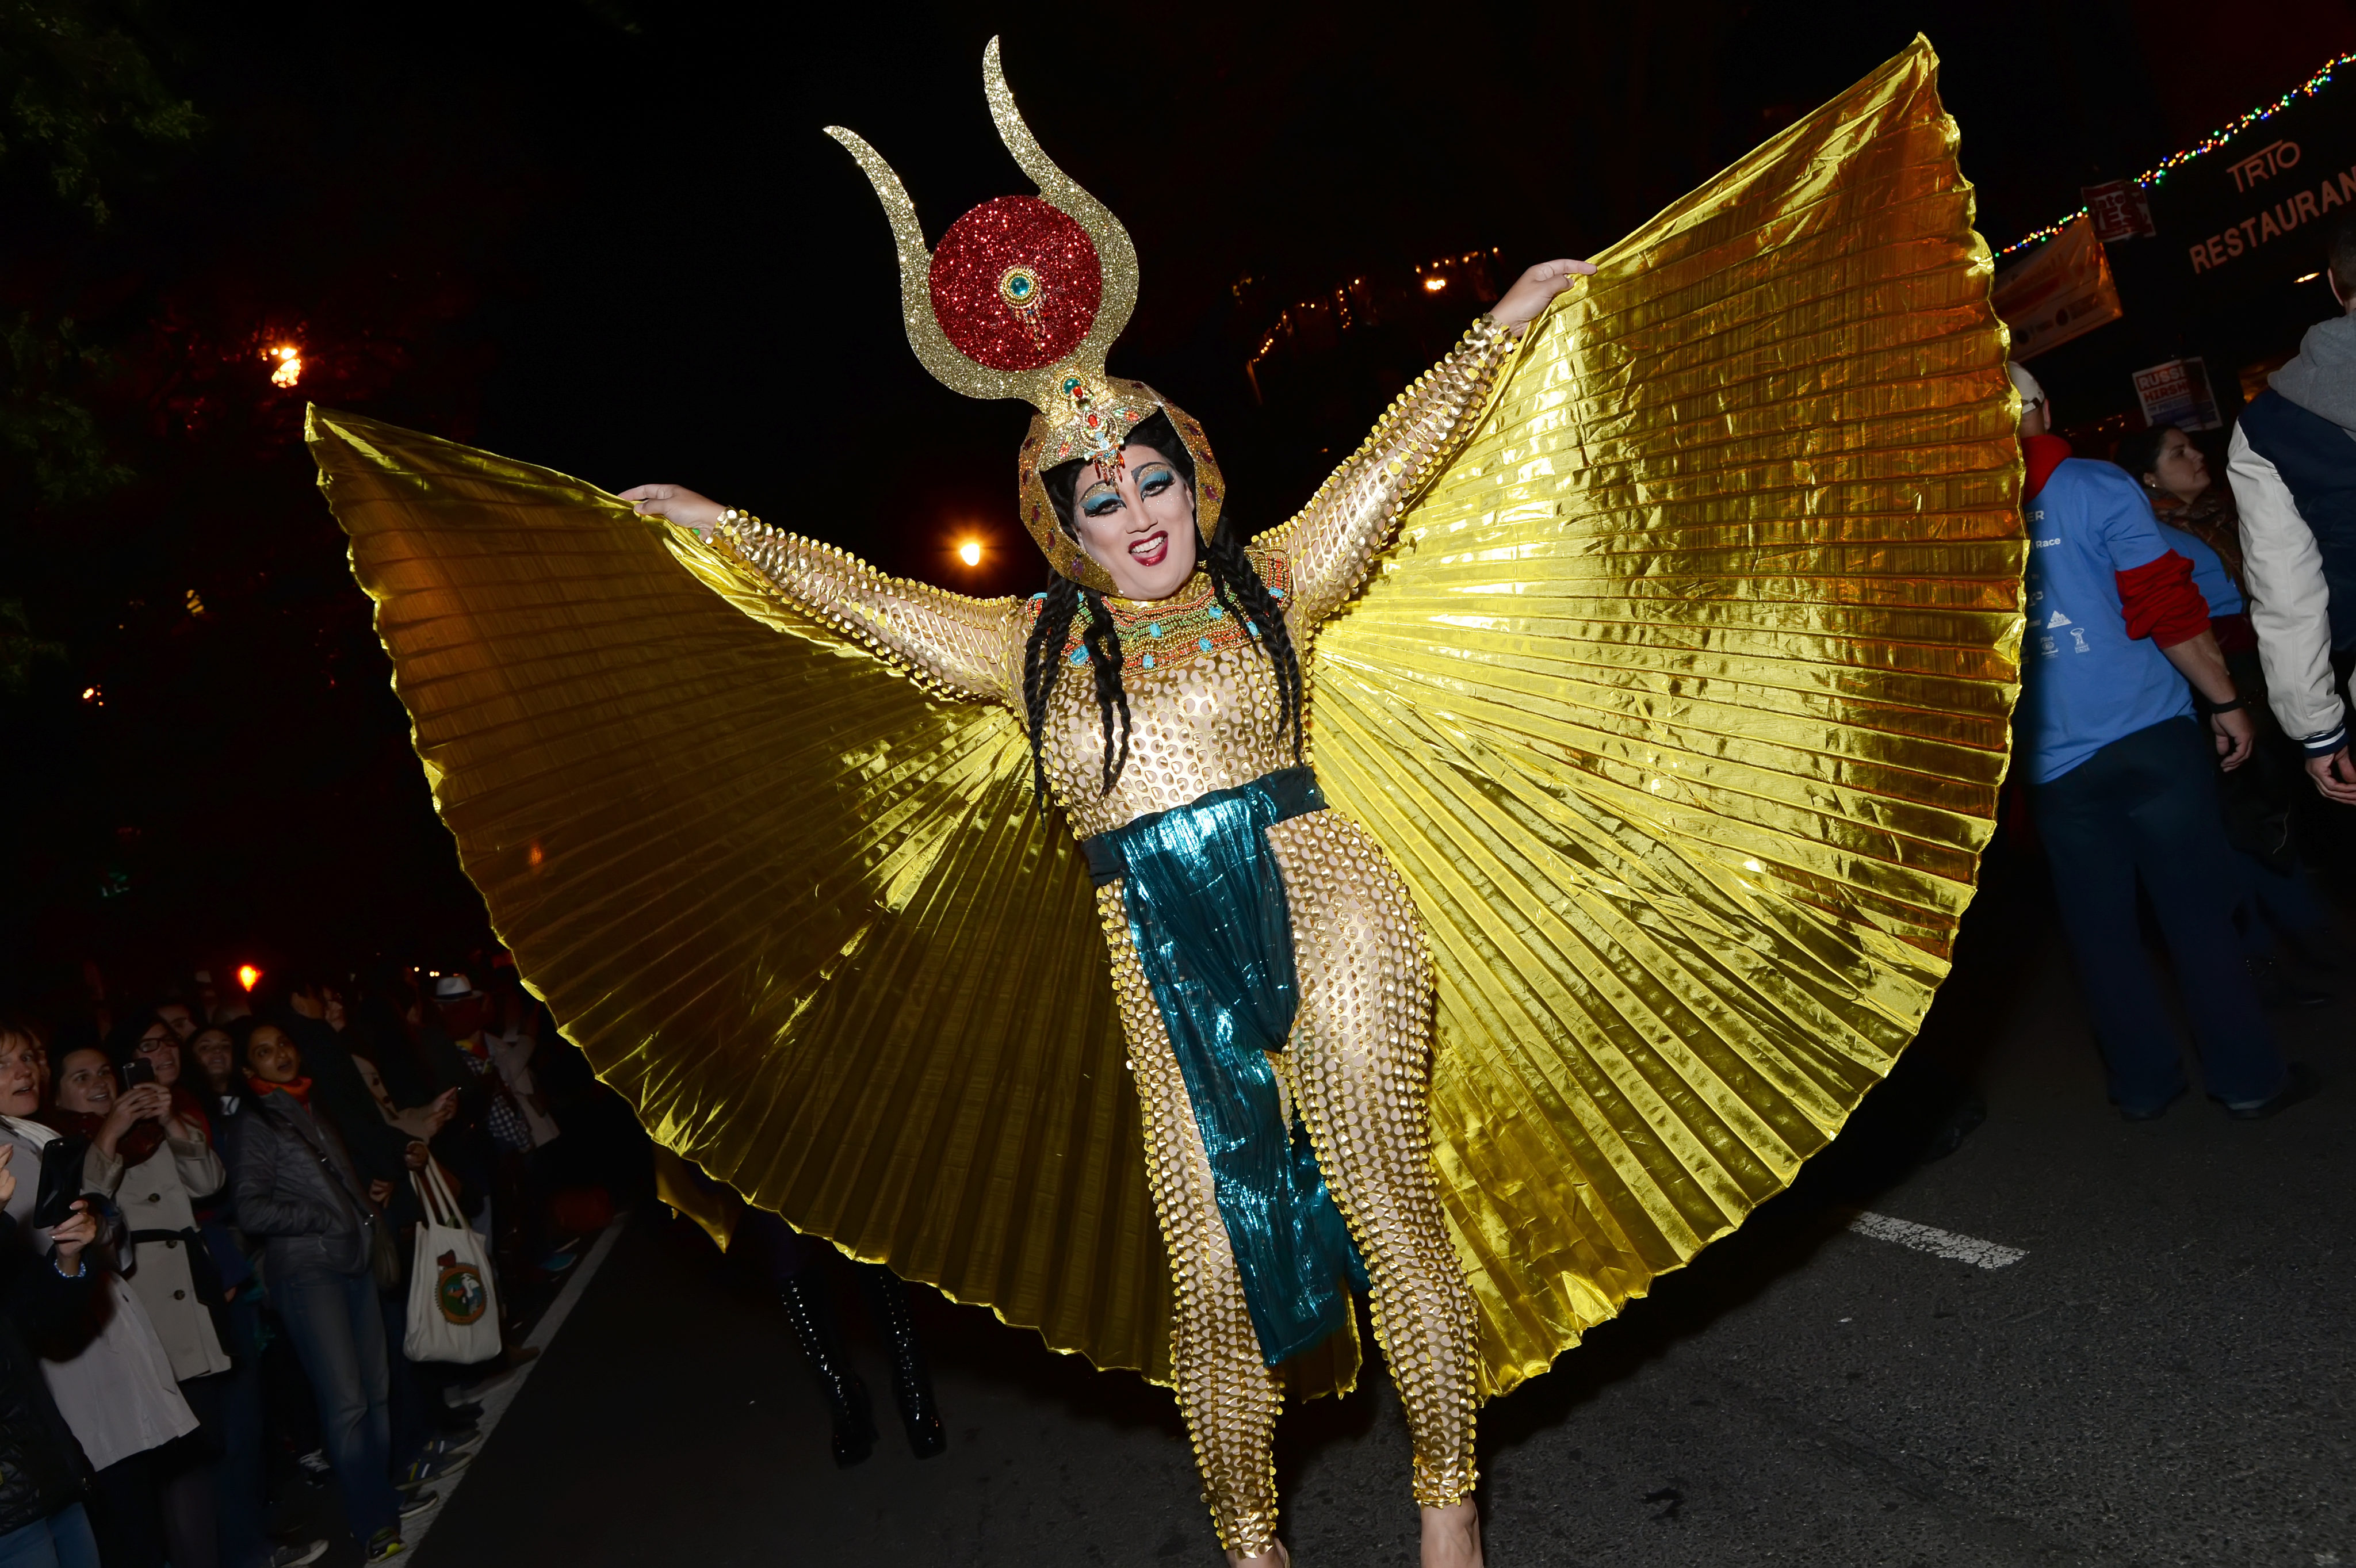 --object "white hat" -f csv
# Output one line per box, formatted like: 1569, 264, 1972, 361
2006, 361, 2047, 415
431, 973, 481, 1001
